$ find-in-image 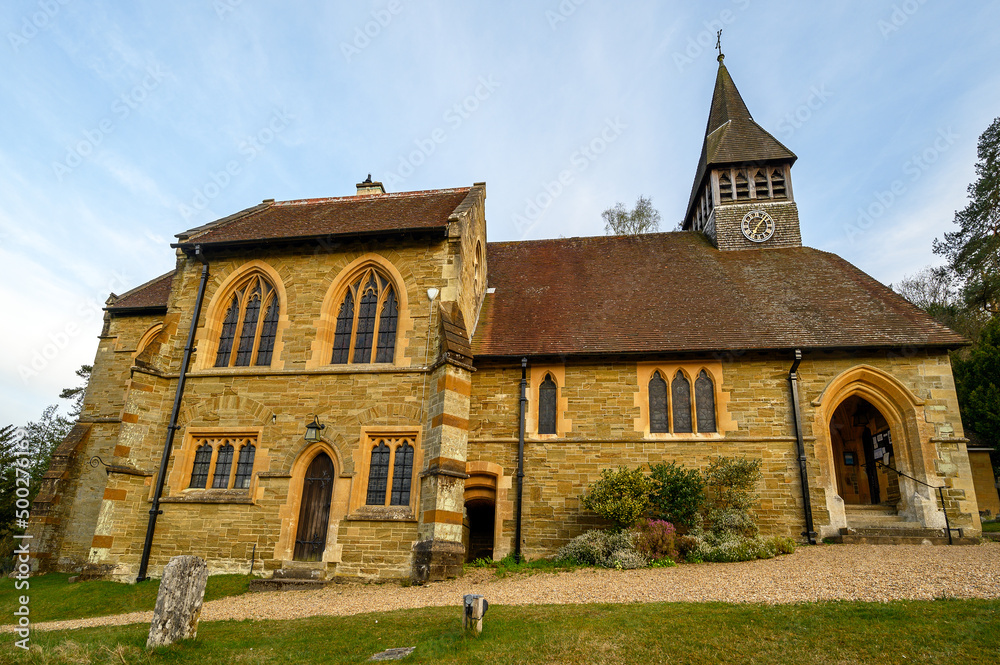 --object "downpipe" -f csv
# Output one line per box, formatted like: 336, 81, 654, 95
514, 357, 527, 563
789, 349, 817, 545
136, 246, 210, 582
